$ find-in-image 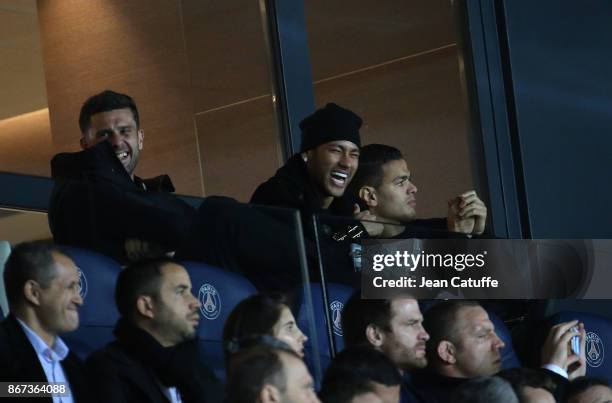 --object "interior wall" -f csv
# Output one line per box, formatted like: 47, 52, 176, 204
306, 0, 475, 219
